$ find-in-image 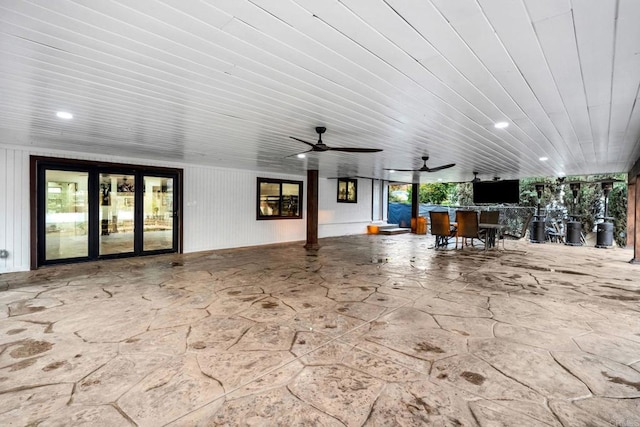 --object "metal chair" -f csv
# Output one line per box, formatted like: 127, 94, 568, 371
429, 211, 457, 248
455, 210, 482, 248
546, 220, 565, 243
